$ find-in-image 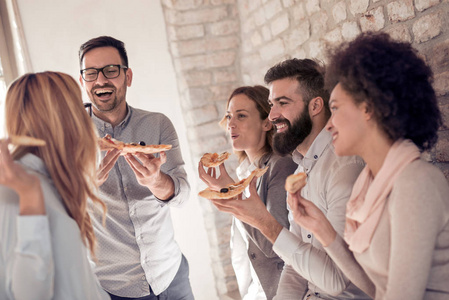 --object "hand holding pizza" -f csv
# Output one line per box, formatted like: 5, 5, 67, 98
198, 161, 234, 191
0, 138, 45, 215
209, 177, 274, 232
97, 148, 122, 186
124, 151, 175, 200
286, 173, 336, 247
